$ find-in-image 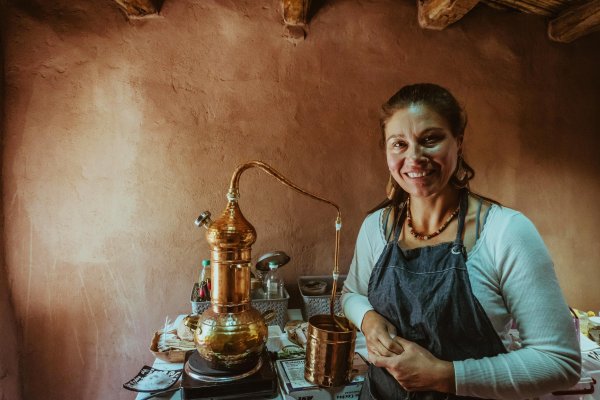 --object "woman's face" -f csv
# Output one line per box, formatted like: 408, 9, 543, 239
385, 103, 462, 199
